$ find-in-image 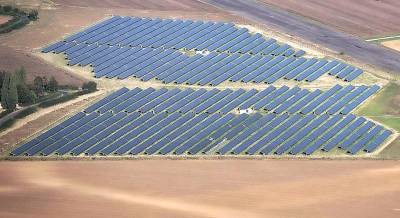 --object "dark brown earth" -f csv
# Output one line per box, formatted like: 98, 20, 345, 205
0, 160, 399, 218
259, 0, 400, 38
